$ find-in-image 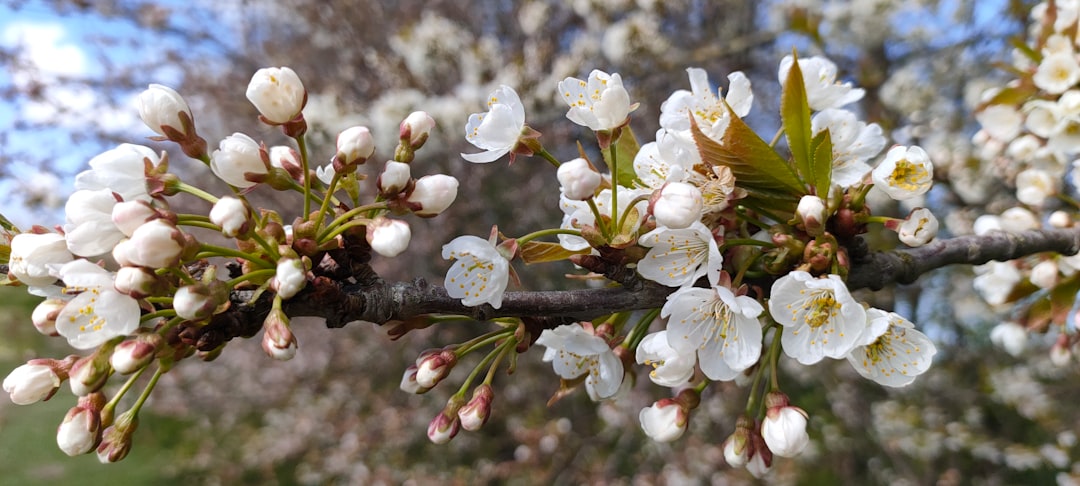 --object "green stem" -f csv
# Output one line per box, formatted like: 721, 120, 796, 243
177, 220, 223, 233
616, 194, 650, 234
129, 363, 166, 415
197, 243, 273, 269
176, 182, 219, 204
318, 202, 389, 242
314, 171, 342, 234
321, 219, 373, 242
515, 227, 582, 247
103, 366, 148, 415
623, 307, 662, 350
140, 308, 176, 323
609, 142, 619, 231
455, 327, 516, 357
456, 338, 512, 396
295, 134, 312, 217
226, 268, 276, 288
536, 149, 562, 168
483, 338, 515, 385
767, 324, 784, 392
585, 198, 612, 240
721, 238, 775, 251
